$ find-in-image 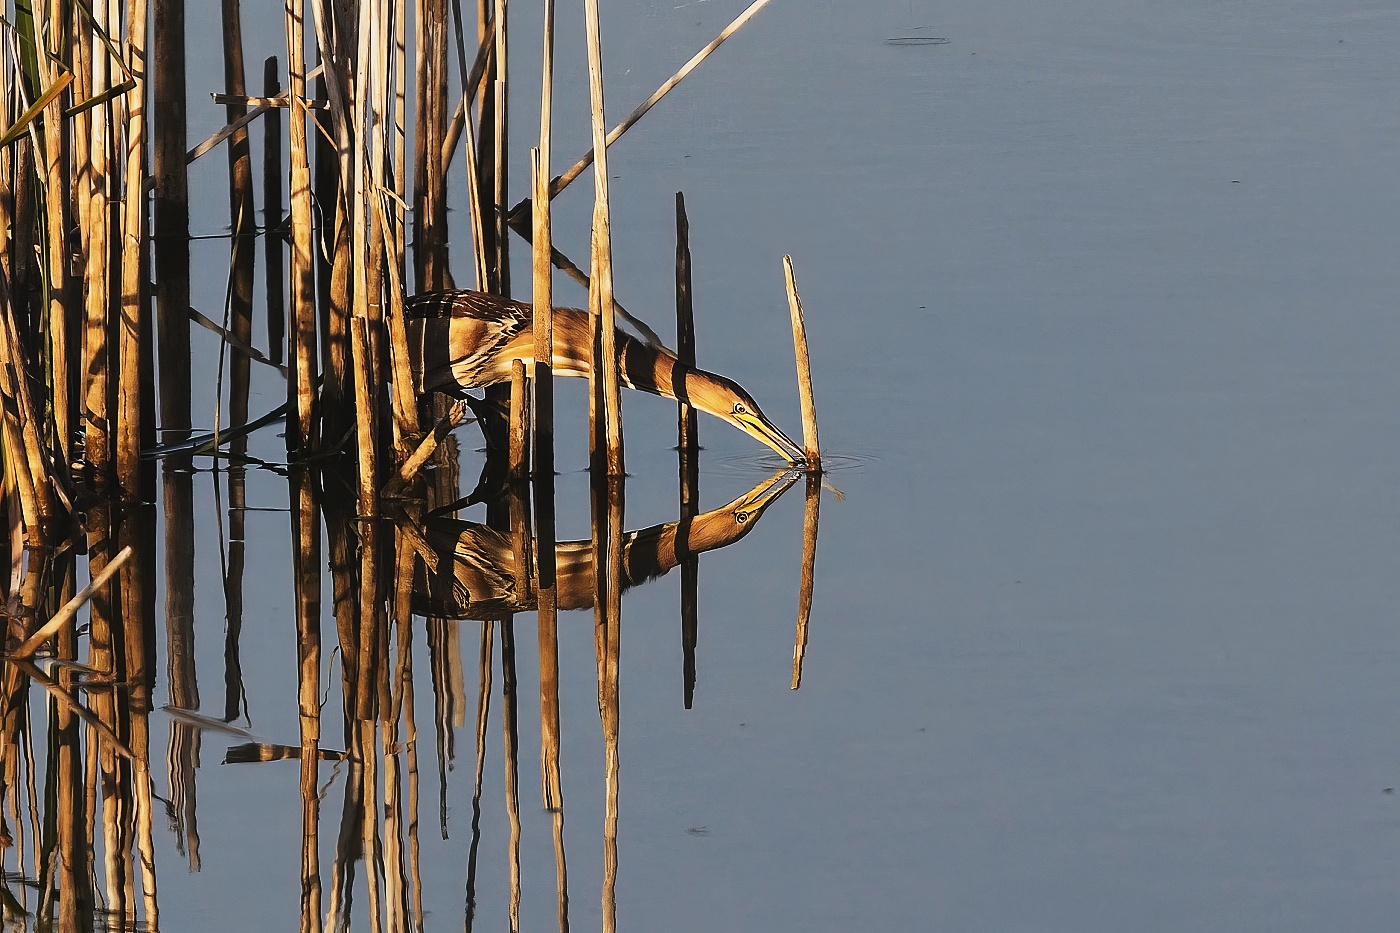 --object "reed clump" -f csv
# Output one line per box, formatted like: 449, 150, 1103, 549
0, 1, 821, 928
